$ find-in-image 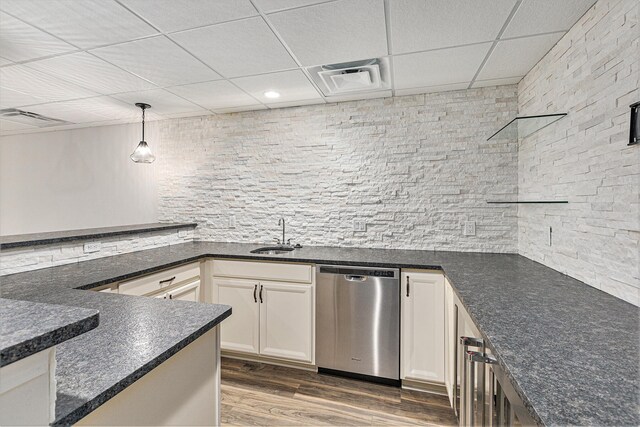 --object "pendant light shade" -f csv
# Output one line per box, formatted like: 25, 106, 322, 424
130, 103, 155, 163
